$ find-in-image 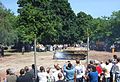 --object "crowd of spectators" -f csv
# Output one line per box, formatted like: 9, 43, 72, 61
1, 55, 120, 82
